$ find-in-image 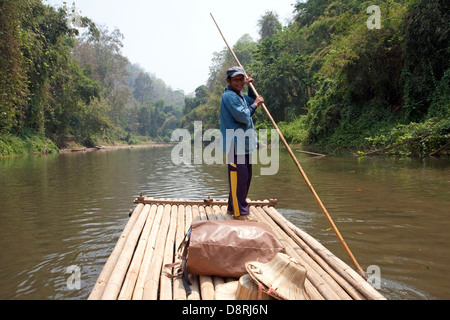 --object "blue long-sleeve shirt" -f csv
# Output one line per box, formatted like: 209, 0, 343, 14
220, 85, 258, 155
